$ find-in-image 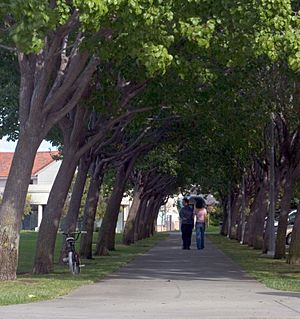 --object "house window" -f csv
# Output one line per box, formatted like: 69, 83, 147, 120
30, 179, 34, 184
